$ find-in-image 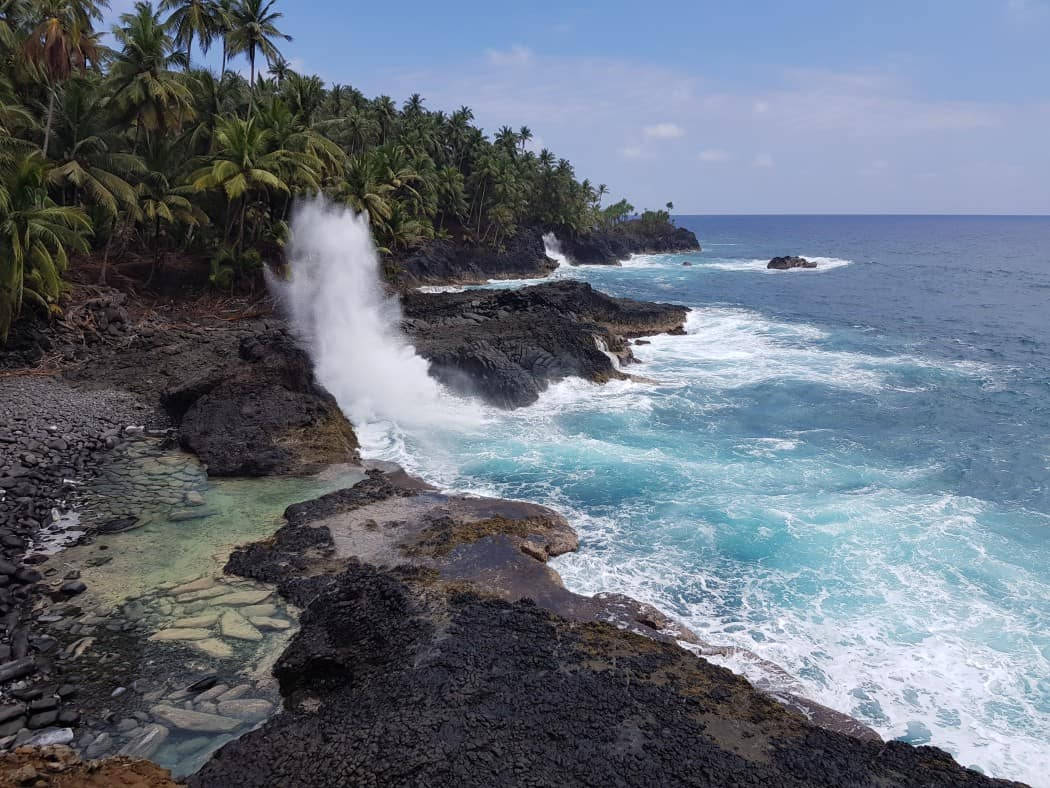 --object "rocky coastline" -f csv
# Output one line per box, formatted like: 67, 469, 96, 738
394, 228, 558, 287
559, 220, 701, 265
0, 276, 1027, 786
